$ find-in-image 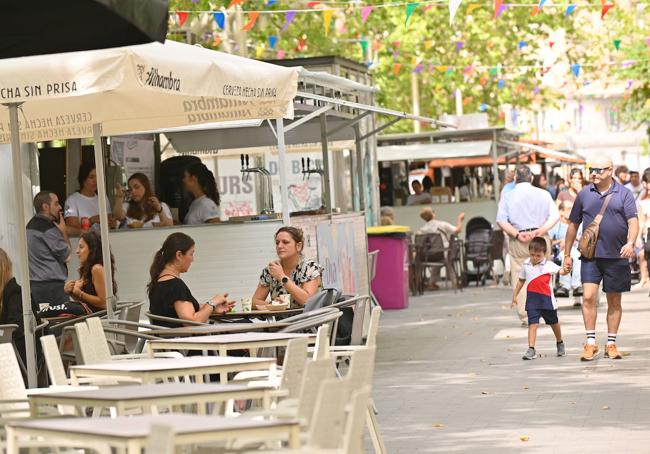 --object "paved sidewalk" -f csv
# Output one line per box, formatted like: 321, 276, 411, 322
370, 285, 650, 453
